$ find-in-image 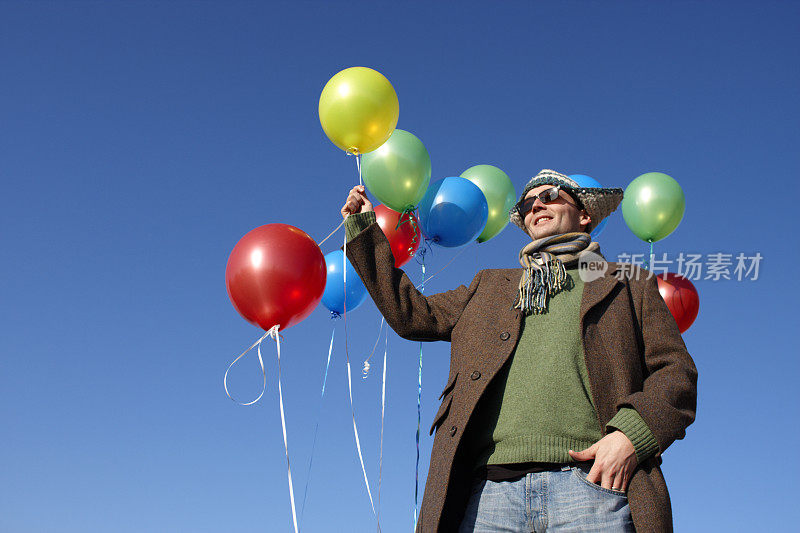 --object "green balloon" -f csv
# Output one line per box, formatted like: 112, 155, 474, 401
460, 165, 516, 243
621, 172, 685, 242
361, 129, 431, 212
